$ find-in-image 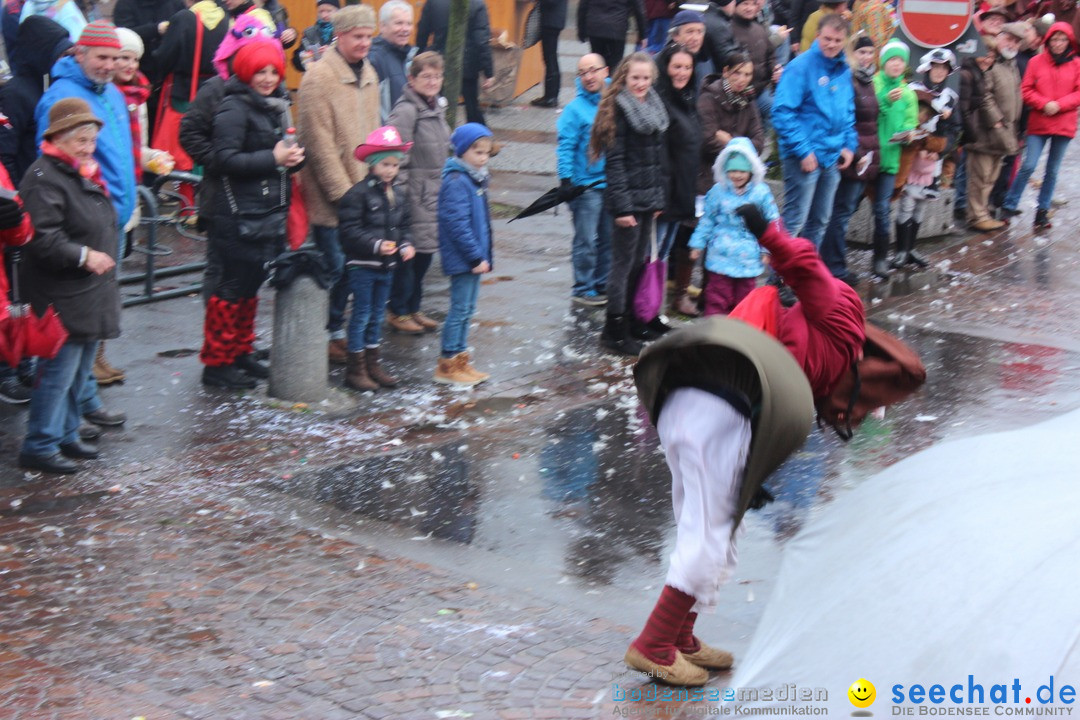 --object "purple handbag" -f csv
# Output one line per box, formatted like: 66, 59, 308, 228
633, 228, 666, 323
